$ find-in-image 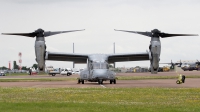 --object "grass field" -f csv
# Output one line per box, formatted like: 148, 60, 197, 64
0, 87, 200, 112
